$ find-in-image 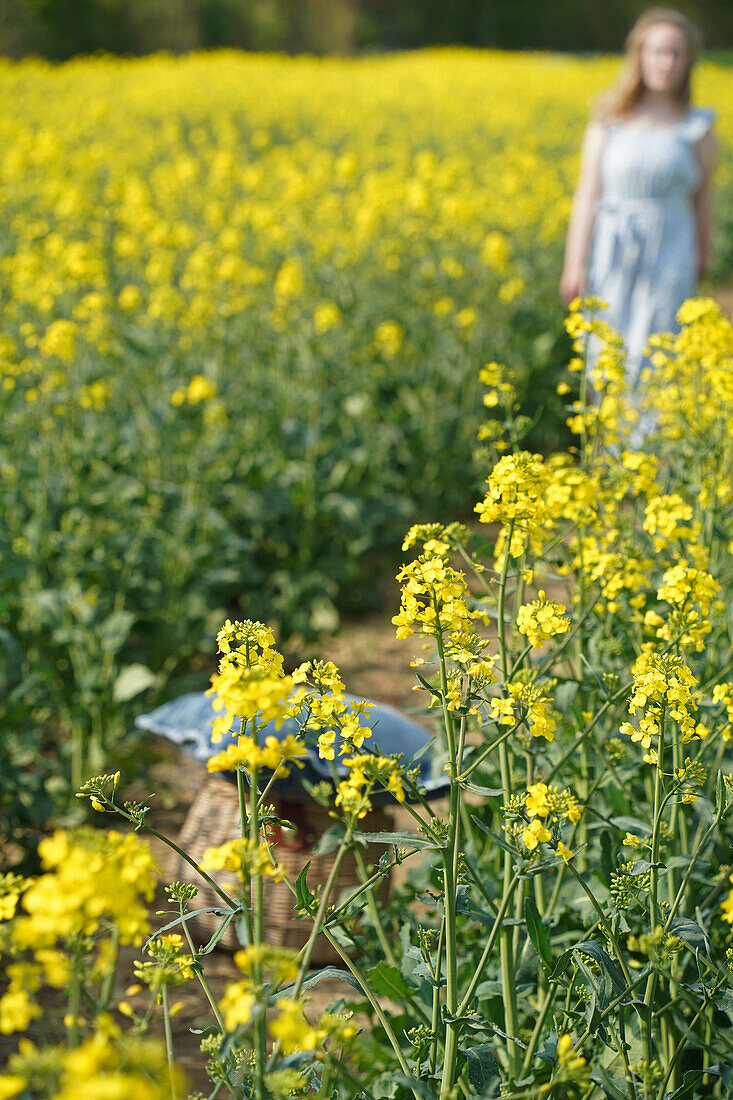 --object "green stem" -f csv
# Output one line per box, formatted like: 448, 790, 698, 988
576, 968, 651, 1049
457, 718, 523, 781
562, 861, 634, 986
664, 809, 726, 931
542, 767, 607, 923
326, 851, 414, 923
236, 768, 253, 948
161, 984, 178, 1100
495, 523, 520, 1077
613, 1018, 638, 1100
354, 847, 397, 968
180, 908, 230, 1039
430, 917, 446, 1075
99, 926, 120, 1012
249, 766, 266, 1100
435, 615, 460, 1100
654, 982, 725, 1100
320, 925, 422, 1100
112, 801, 238, 911
289, 828, 354, 1002
457, 872, 521, 1015
545, 682, 632, 784
519, 982, 556, 1076
642, 711, 666, 1090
